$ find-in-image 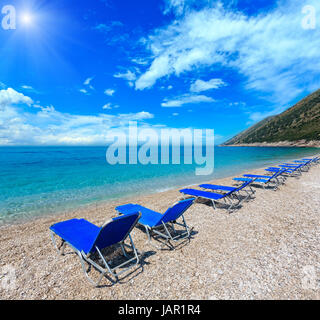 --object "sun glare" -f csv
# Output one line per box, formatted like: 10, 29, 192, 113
21, 13, 33, 25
